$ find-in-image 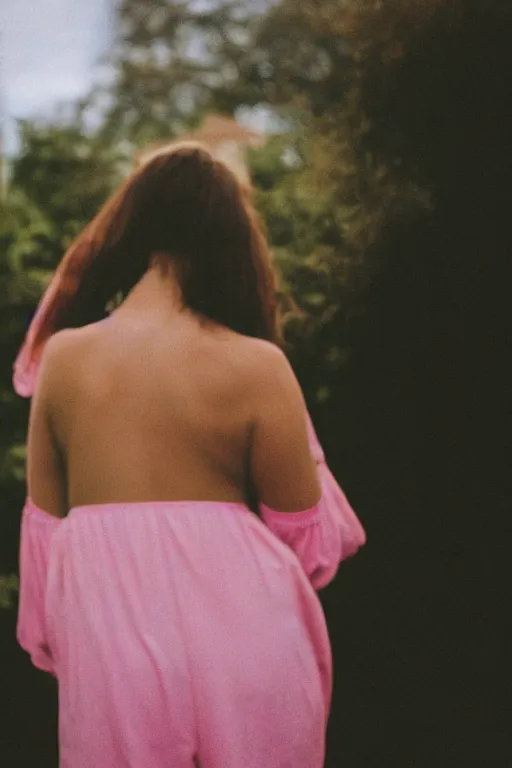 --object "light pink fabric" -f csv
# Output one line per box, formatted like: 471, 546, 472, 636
17, 419, 365, 767
13, 232, 97, 399
260, 462, 366, 591
17, 500, 60, 675
12, 263, 66, 398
